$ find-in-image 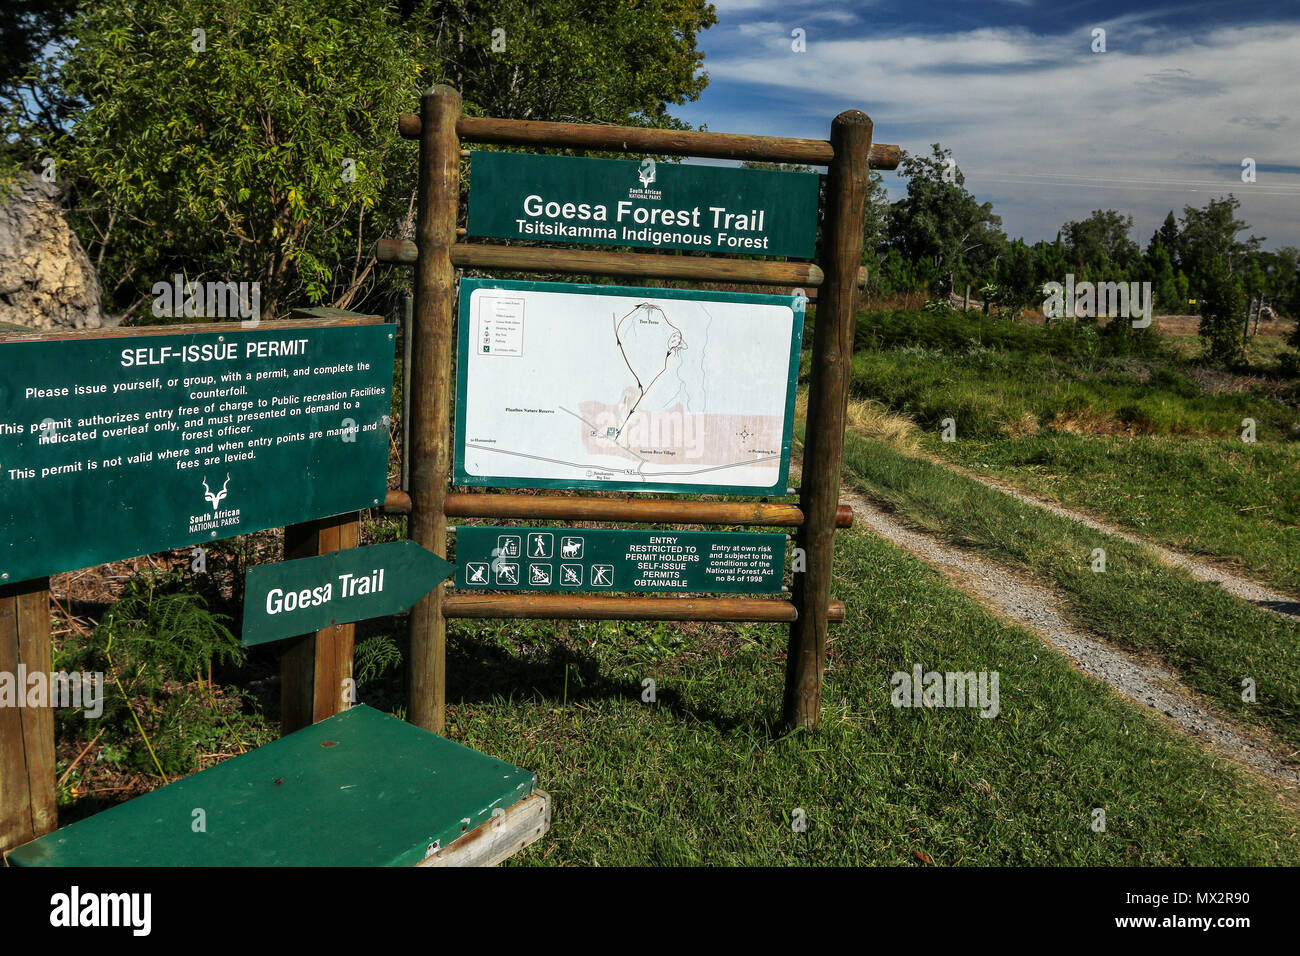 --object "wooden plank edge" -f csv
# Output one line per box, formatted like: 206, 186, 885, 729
417, 790, 551, 867
2, 316, 386, 344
